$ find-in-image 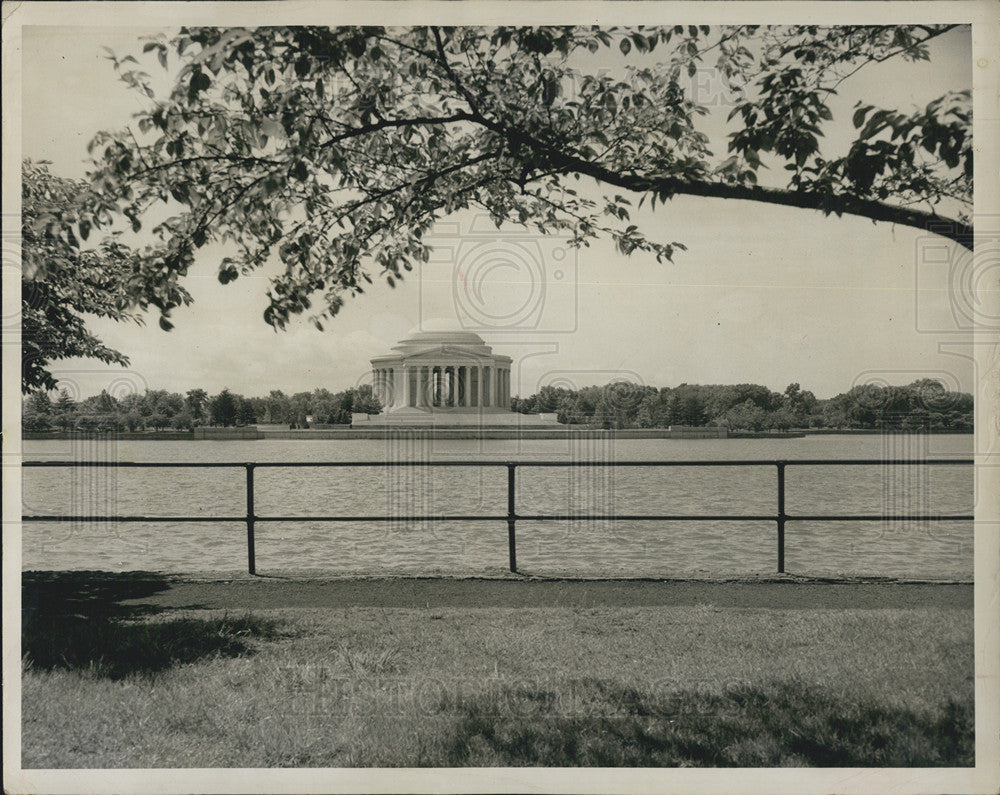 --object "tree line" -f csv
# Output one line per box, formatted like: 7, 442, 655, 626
510, 379, 972, 431
22, 378, 972, 433
21, 385, 380, 432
